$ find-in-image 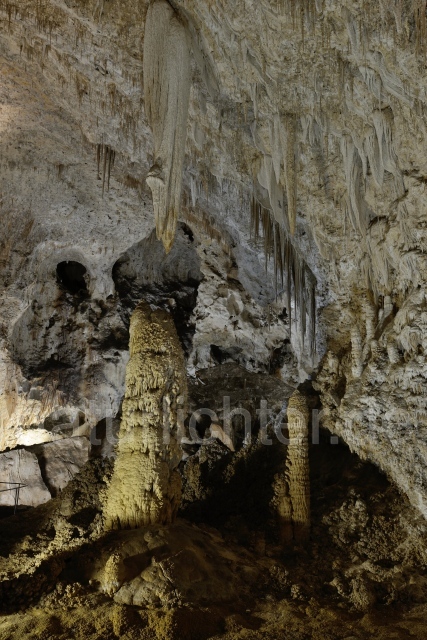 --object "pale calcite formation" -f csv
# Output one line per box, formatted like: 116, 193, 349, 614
143, 0, 191, 254
101, 551, 125, 596
350, 325, 364, 379
0, 0, 427, 522
286, 390, 311, 542
104, 302, 187, 530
